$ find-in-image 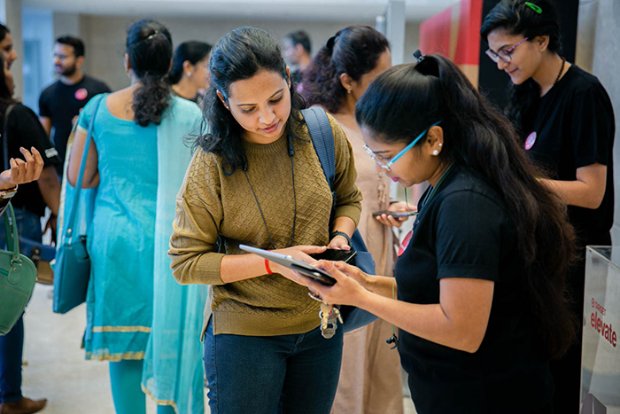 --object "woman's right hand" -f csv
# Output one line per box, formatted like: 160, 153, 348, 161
0, 147, 44, 190
269, 245, 327, 282
374, 201, 416, 228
